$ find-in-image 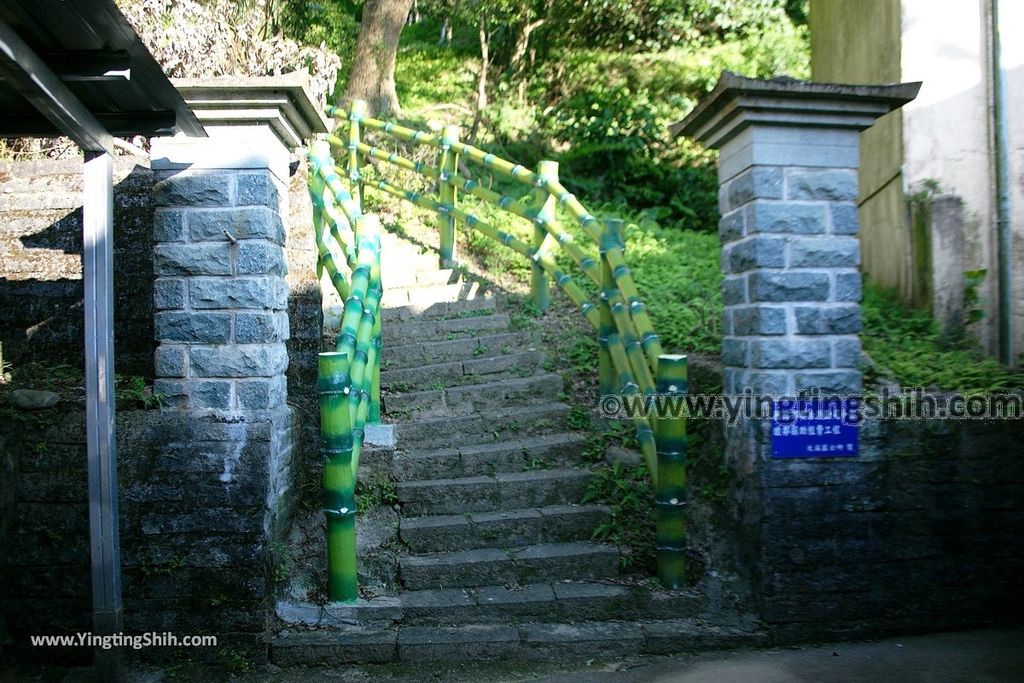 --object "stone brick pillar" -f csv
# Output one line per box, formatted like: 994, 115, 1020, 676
675, 73, 920, 642
151, 158, 290, 411
677, 75, 918, 399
